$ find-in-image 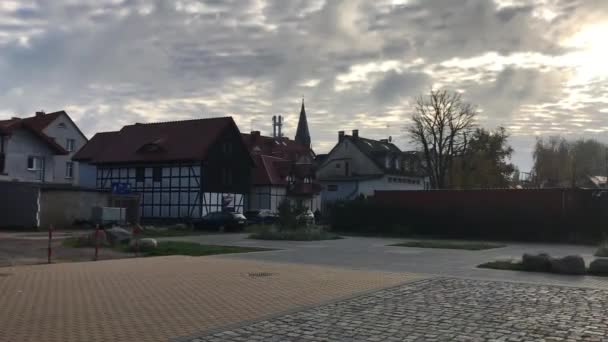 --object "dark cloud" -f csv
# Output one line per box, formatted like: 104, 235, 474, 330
0, 0, 606, 171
